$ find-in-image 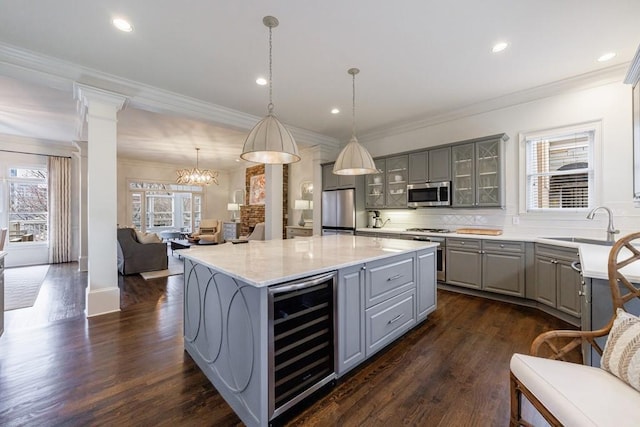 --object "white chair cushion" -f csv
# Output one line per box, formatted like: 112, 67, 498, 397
135, 230, 162, 244
511, 353, 640, 427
